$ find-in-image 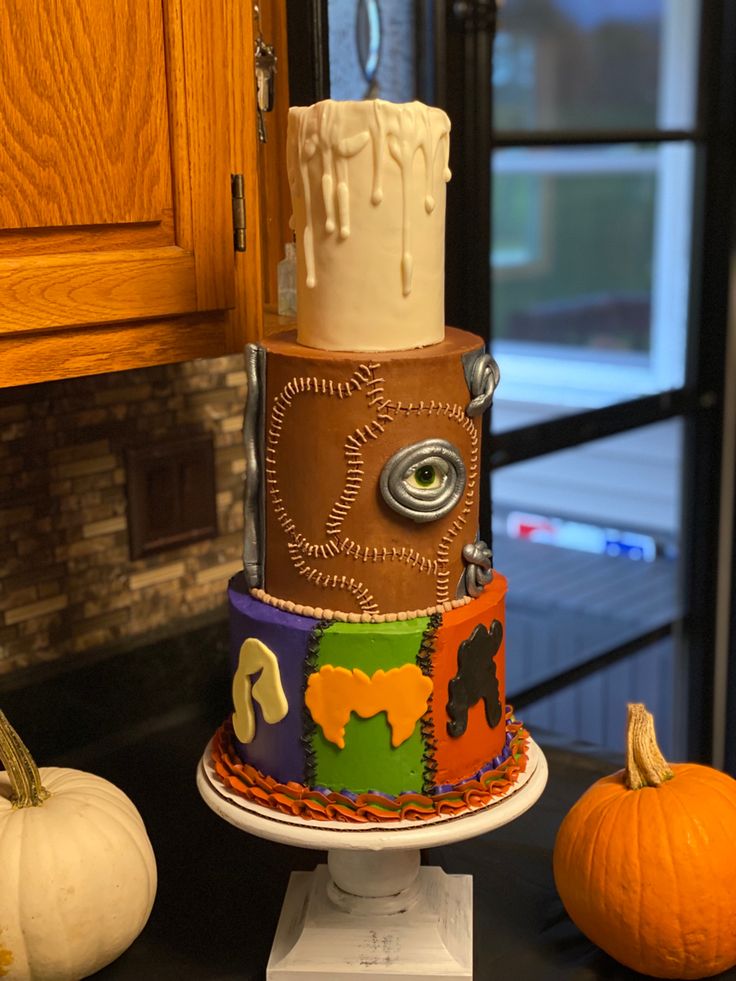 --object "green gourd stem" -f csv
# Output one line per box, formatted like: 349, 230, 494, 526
625, 702, 674, 790
0, 711, 49, 807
